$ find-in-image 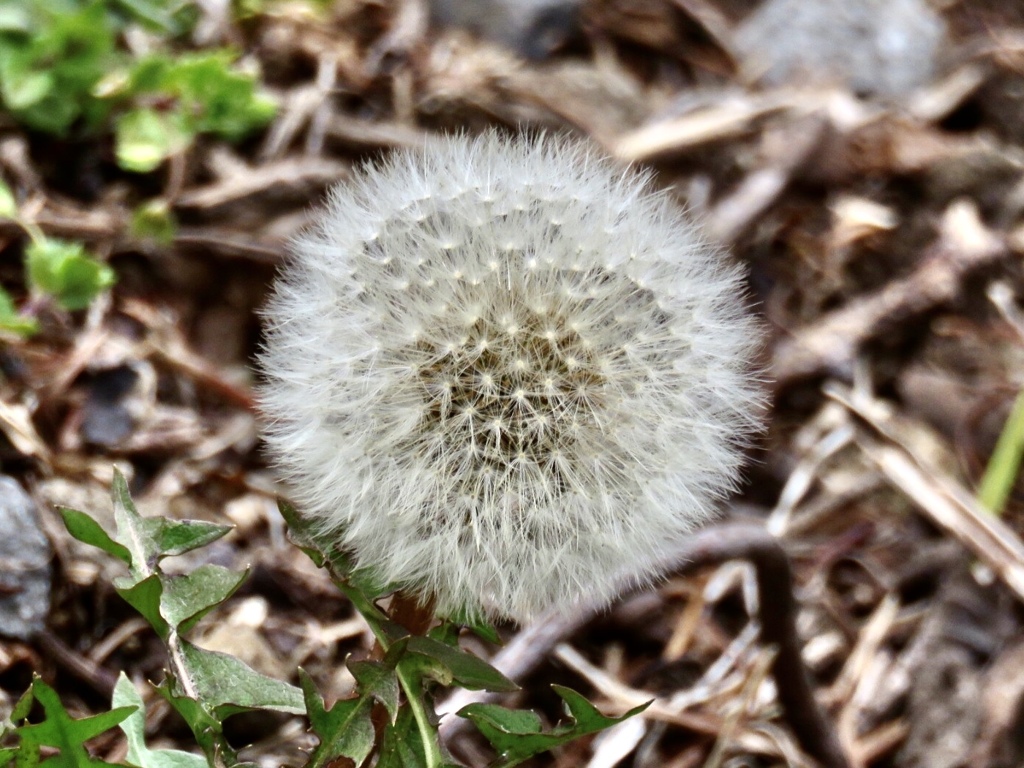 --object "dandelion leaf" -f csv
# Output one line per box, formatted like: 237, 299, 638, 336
405, 637, 517, 693
173, 640, 304, 718
102, 469, 230, 581
160, 566, 248, 634
279, 499, 395, 600
457, 685, 650, 768
64, 472, 239, 641
376, 707, 428, 768
301, 640, 406, 767
11, 676, 134, 768
114, 574, 167, 640
112, 674, 206, 768
60, 507, 130, 565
